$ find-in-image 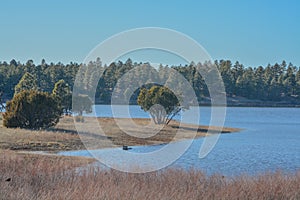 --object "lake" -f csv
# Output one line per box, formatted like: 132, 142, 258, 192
59, 106, 300, 176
